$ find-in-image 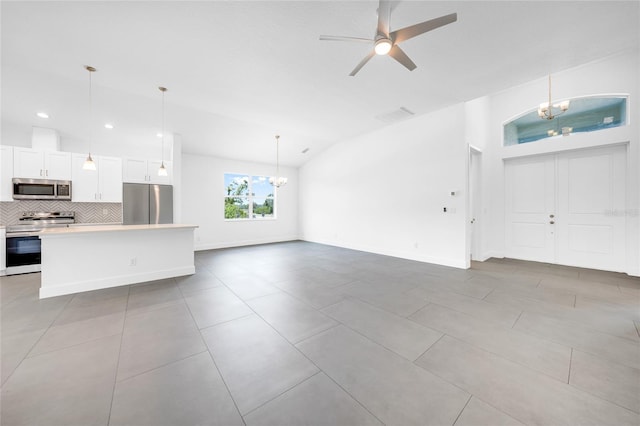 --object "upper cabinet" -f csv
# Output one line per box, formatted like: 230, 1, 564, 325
71, 153, 123, 203
123, 157, 172, 185
13, 147, 71, 180
0, 145, 14, 201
